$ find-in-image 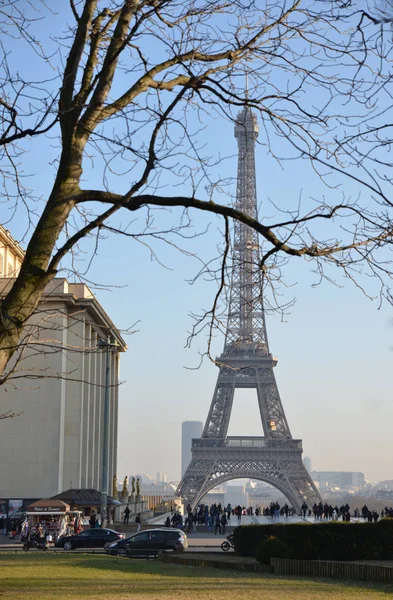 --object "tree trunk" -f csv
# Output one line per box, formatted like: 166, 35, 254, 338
0, 144, 84, 378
